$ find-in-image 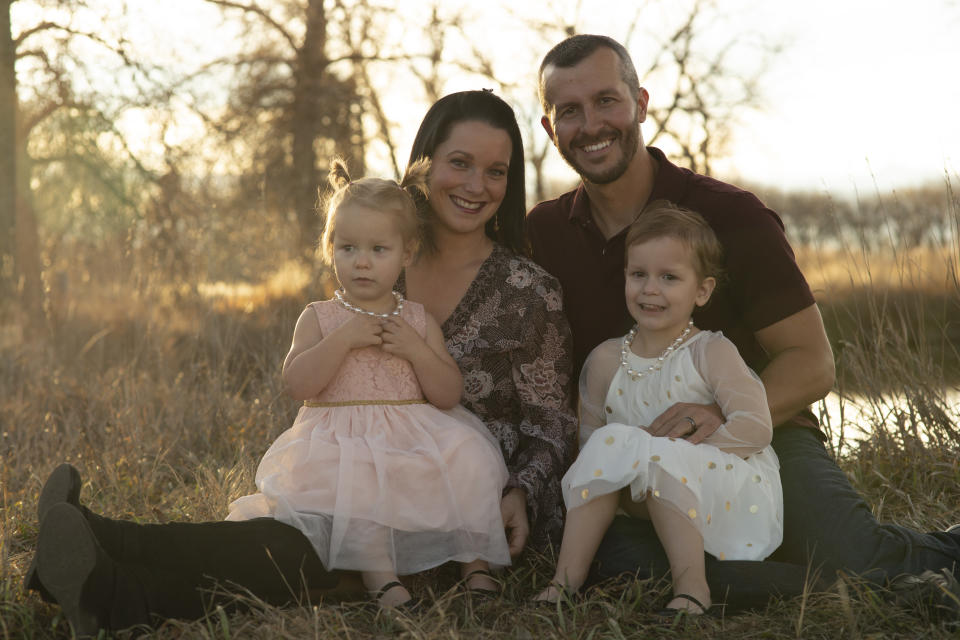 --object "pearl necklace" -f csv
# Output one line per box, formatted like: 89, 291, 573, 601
620, 319, 694, 381
334, 288, 404, 319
